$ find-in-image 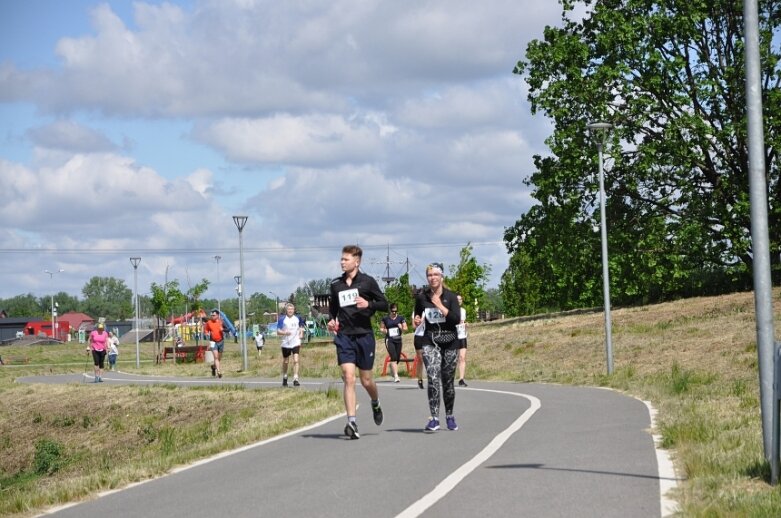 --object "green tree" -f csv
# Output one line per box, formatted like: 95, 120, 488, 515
185, 279, 210, 318
244, 292, 275, 323
383, 273, 415, 321
292, 279, 333, 317
483, 288, 504, 318
310, 278, 333, 296
52, 292, 81, 315
81, 277, 133, 320
502, 202, 602, 314
149, 280, 185, 358
292, 287, 310, 317
0, 294, 44, 318
446, 244, 491, 322
219, 298, 239, 324
507, 0, 780, 309
137, 294, 152, 319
